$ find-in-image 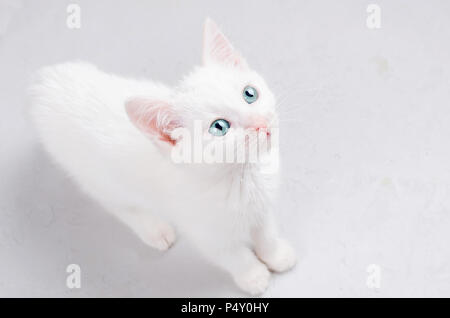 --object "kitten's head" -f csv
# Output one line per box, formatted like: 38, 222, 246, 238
126, 18, 278, 164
